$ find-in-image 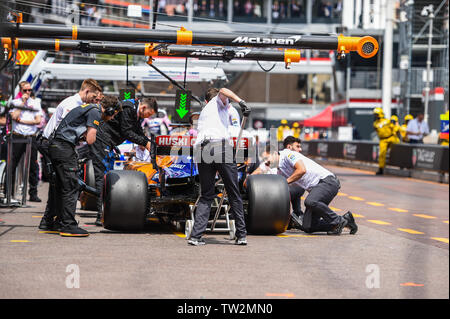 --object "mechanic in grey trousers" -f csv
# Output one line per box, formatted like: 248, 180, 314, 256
277, 136, 358, 235
189, 87, 250, 246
